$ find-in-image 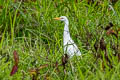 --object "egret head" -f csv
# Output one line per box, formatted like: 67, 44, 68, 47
54, 16, 69, 23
